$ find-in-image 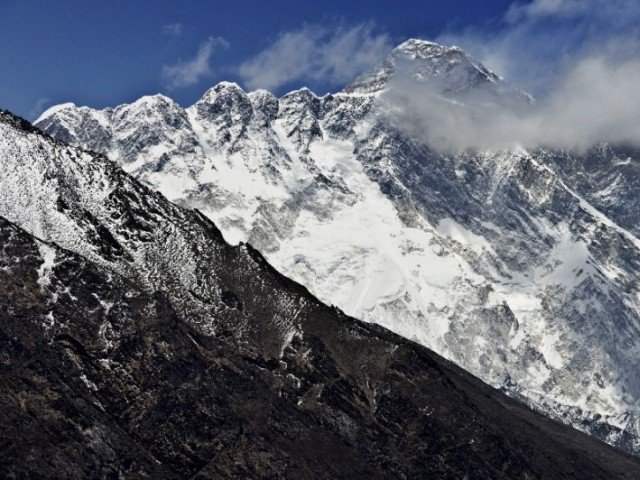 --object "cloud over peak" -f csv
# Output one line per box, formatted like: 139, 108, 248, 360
377, 0, 640, 152
381, 54, 640, 152
238, 23, 392, 92
162, 36, 229, 90
162, 23, 183, 37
